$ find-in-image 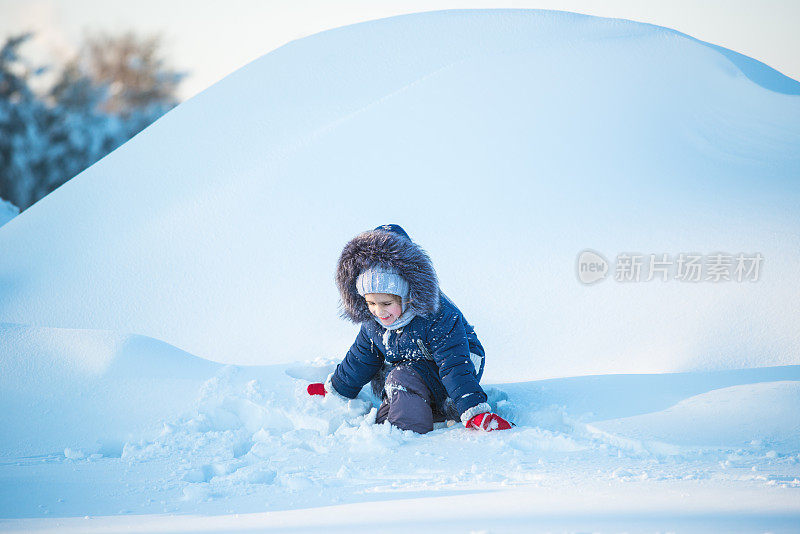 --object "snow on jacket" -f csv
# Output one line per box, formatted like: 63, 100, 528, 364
330, 224, 490, 422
